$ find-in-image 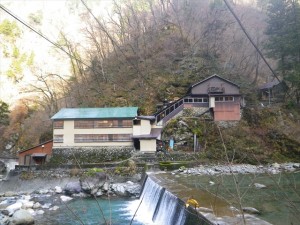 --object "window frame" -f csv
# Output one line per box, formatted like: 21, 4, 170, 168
53, 120, 64, 129
74, 119, 133, 129
54, 134, 64, 143
74, 134, 132, 143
